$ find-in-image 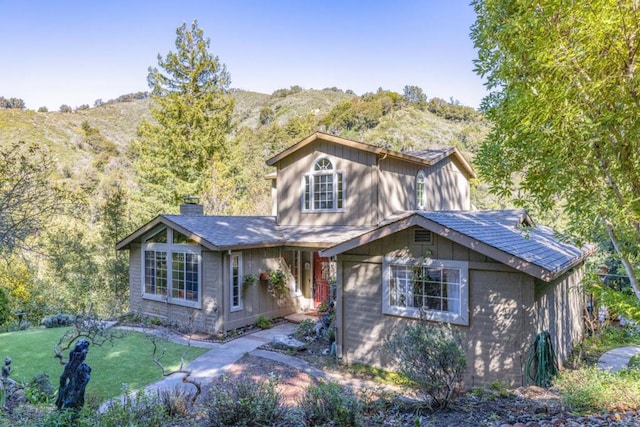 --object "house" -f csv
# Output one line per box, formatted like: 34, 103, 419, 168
117, 131, 592, 387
